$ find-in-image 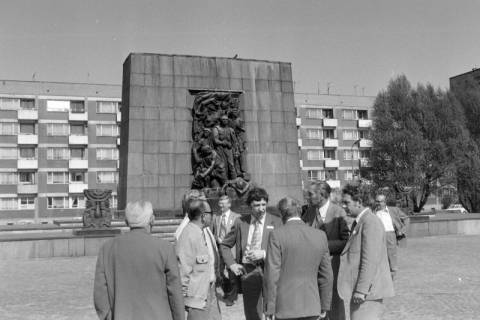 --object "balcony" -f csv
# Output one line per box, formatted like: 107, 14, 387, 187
17, 184, 38, 194
17, 159, 38, 169
326, 180, 341, 189
324, 159, 340, 168
69, 183, 88, 194
69, 135, 88, 145
17, 109, 38, 120
323, 118, 338, 127
117, 112, 121, 122
323, 138, 338, 148
359, 139, 373, 148
117, 137, 120, 145
69, 159, 88, 169
18, 134, 38, 145
69, 112, 88, 121
359, 158, 371, 167
358, 119, 373, 128
296, 117, 301, 126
